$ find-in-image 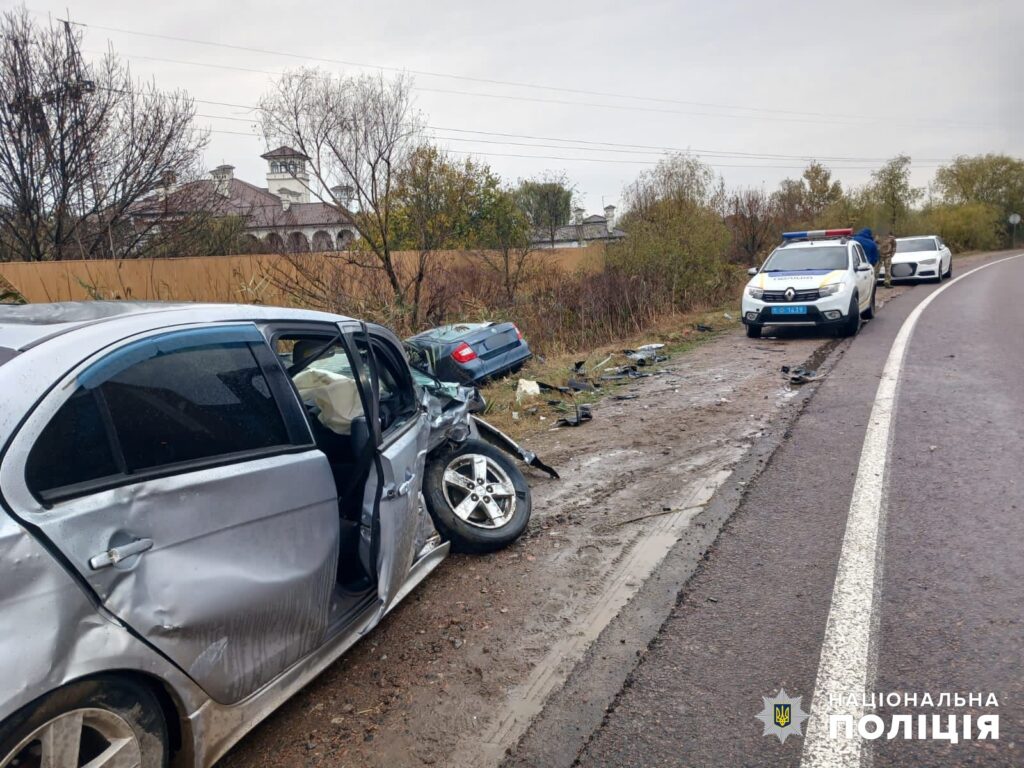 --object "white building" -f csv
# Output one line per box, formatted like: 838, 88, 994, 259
531, 205, 627, 249
137, 146, 358, 252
